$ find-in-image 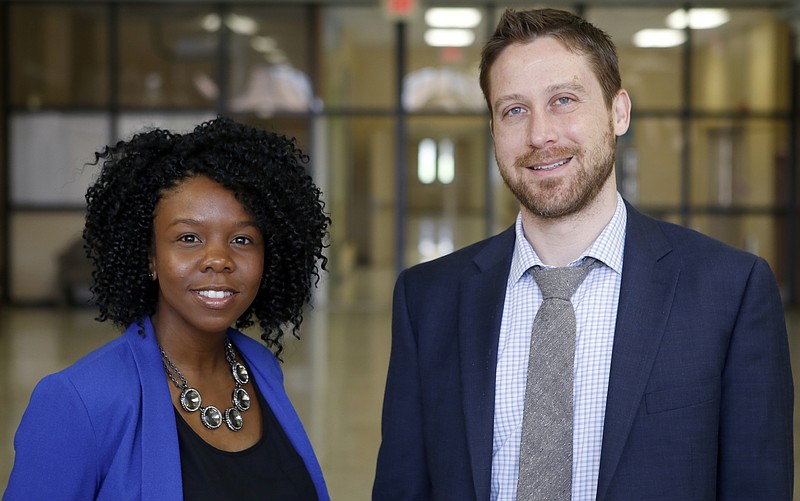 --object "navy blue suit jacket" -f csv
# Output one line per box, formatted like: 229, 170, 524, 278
373, 202, 793, 500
